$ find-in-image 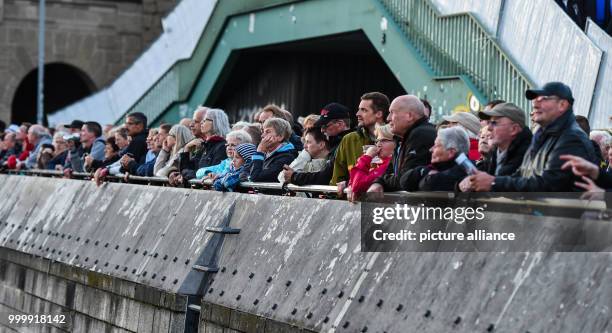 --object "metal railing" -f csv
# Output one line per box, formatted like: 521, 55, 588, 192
2, 169, 611, 212
2, 169, 339, 196
380, 0, 534, 113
